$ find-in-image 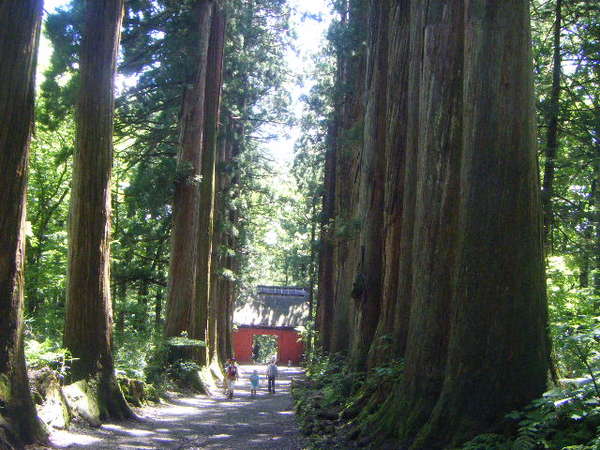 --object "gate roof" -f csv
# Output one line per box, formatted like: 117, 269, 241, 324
233, 285, 309, 328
